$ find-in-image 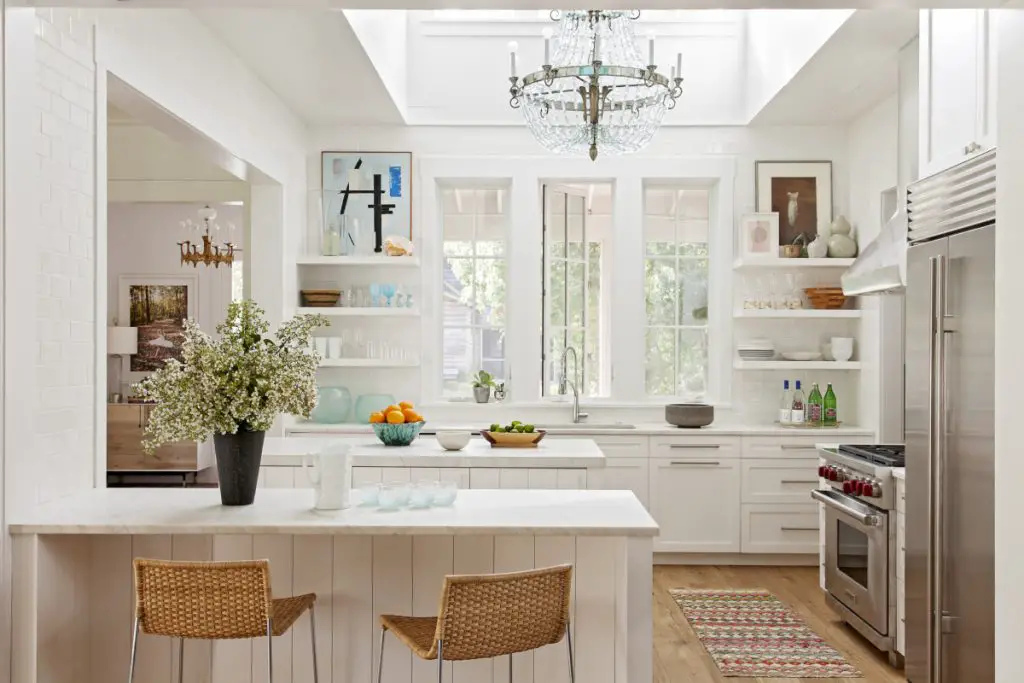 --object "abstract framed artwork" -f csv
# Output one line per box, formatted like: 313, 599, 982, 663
755, 161, 833, 248
739, 213, 780, 260
118, 275, 198, 382
321, 152, 413, 249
